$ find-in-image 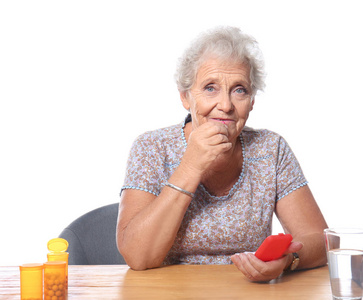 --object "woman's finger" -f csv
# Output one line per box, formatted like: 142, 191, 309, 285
284, 241, 303, 255
231, 254, 253, 279
232, 253, 264, 280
